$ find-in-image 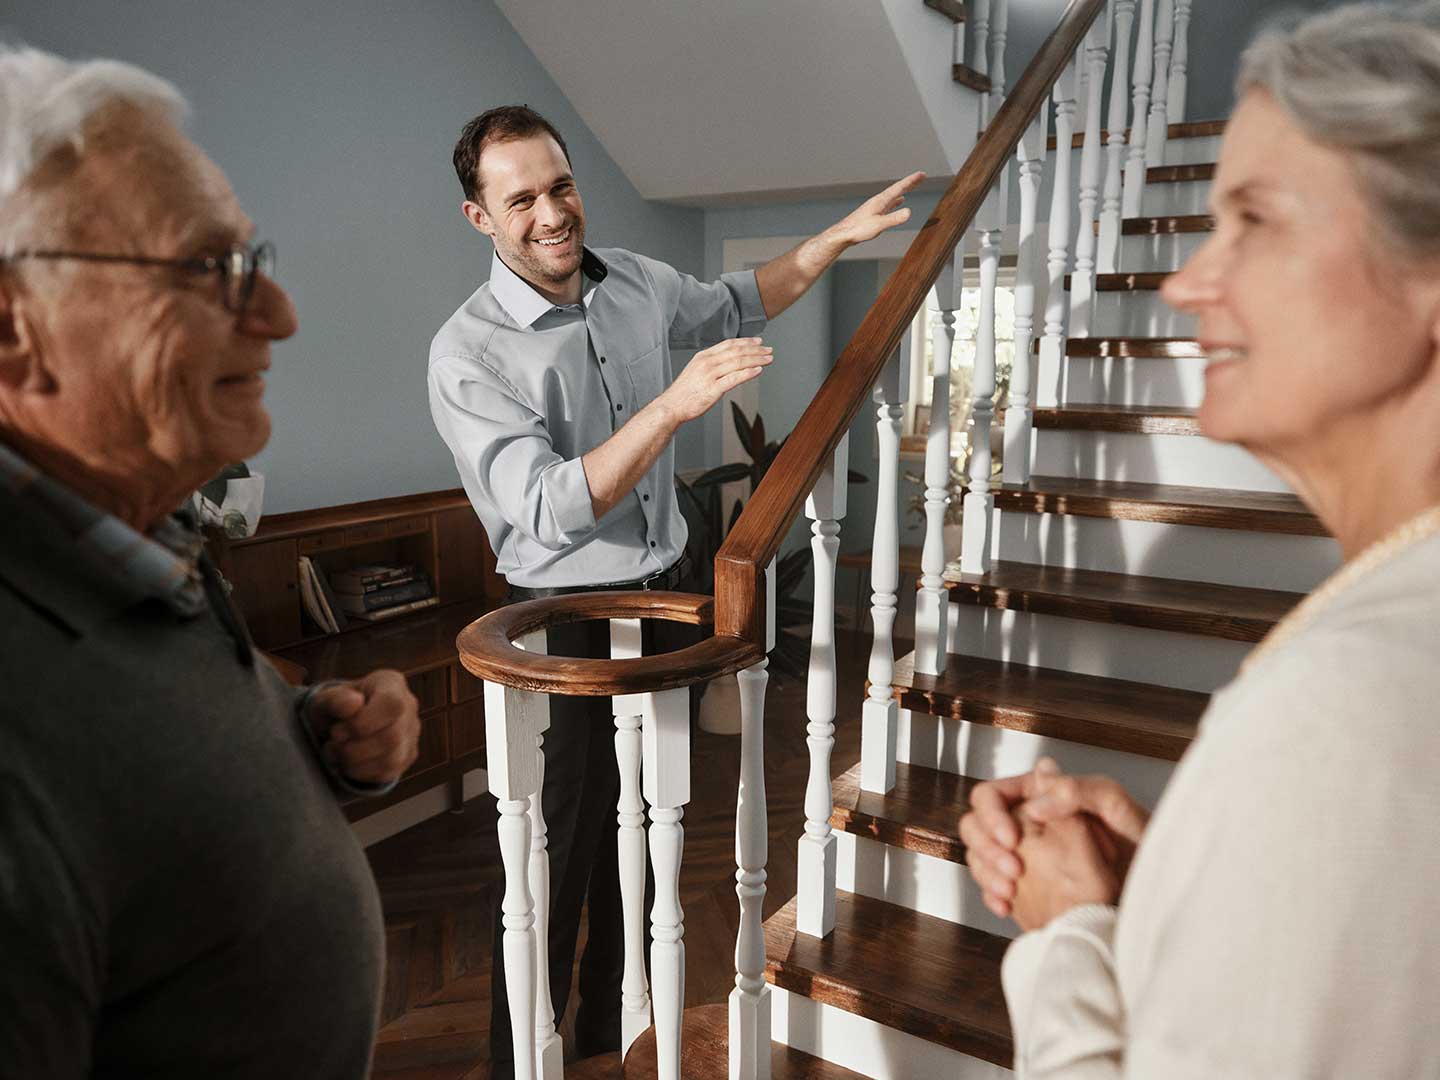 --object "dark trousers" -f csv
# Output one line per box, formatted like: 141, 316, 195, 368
489, 588, 696, 1076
